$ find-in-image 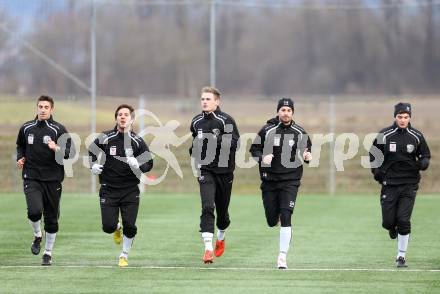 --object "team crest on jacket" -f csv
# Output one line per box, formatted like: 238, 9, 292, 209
110, 146, 117, 156
406, 144, 414, 153
43, 135, 51, 144
28, 134, 34, 144
212, 128, 220, 137
288, 139, 295, 147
